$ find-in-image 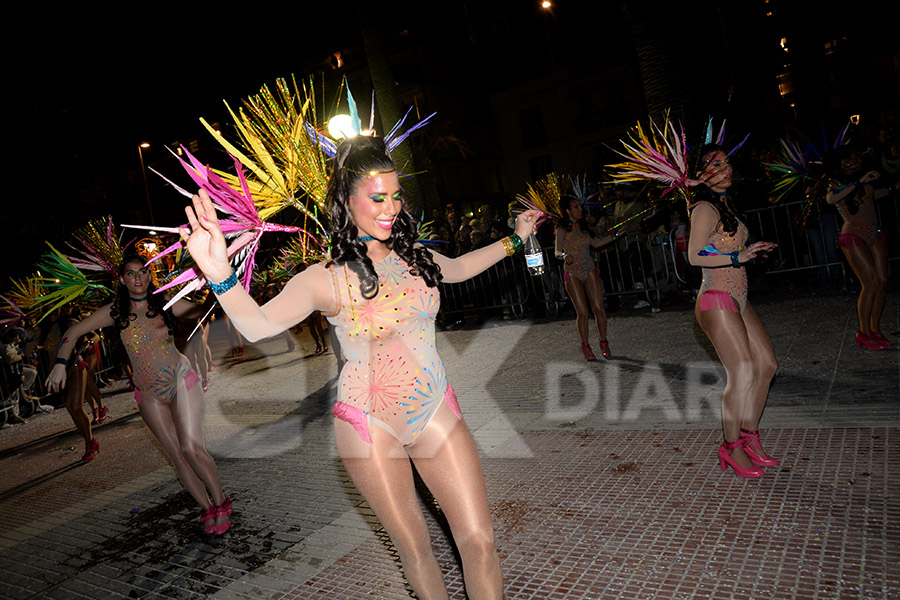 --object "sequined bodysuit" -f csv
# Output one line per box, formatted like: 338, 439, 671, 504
326, 252, 461, 445
120, 309, 198, 404
693, 201, 750, 313
835, 185, 880, 246
560, 227, 598, 282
